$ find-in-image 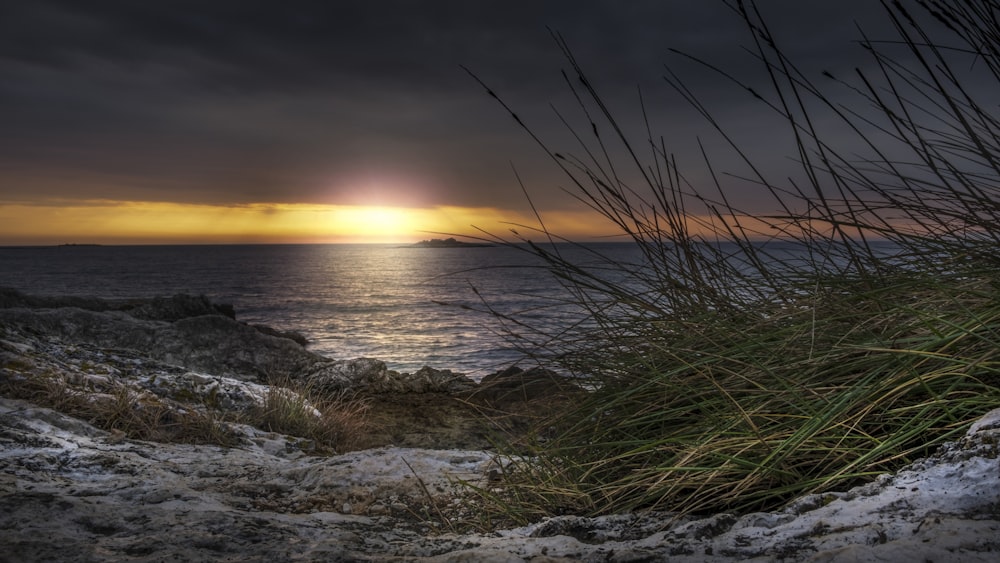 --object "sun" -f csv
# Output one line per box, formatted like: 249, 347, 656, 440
0, 199, 622, 245
331, 206, 418, 240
